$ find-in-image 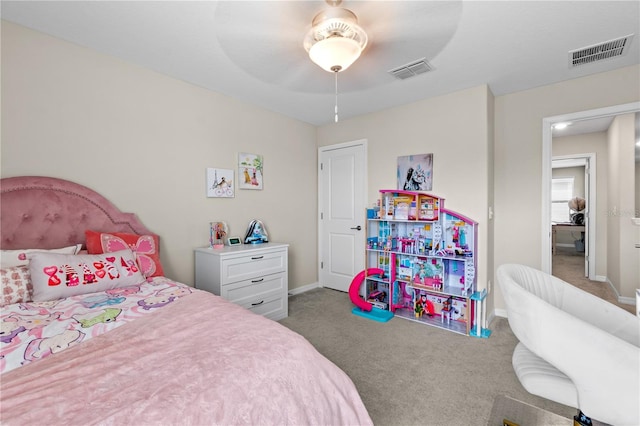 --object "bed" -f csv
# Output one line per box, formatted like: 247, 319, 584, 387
0, 176, 372, 425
